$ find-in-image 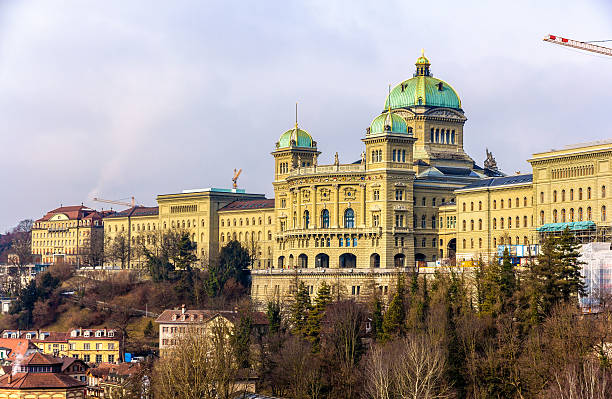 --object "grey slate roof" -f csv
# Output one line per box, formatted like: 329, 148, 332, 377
458, 174, 533, 191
